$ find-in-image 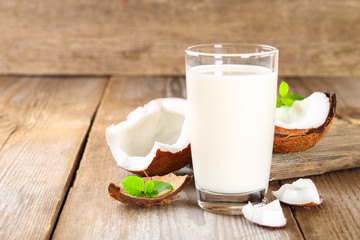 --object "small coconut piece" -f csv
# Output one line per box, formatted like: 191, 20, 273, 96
274, 92, 336, 153
242, 200, 287, 228
108, 173, 193, 207
105, 98, 191, 176
272, 178, 322, 206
